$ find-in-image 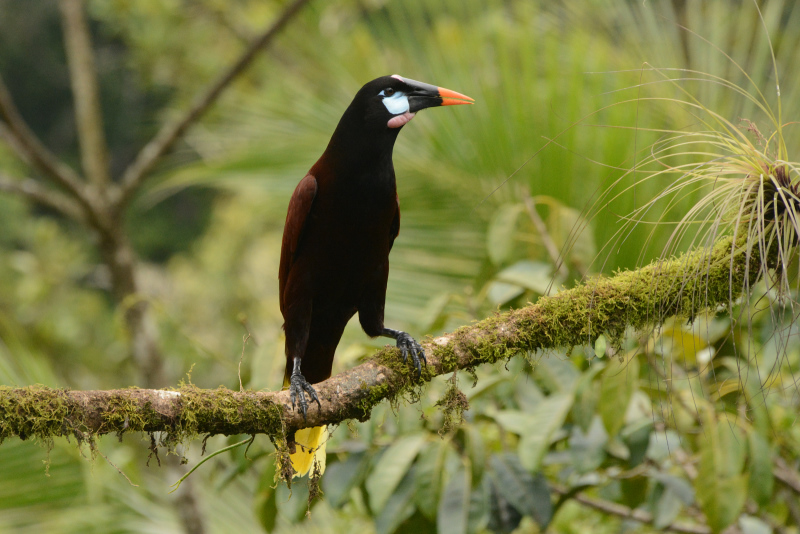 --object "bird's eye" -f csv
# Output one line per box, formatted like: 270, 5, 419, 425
383, 87, 395, 97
